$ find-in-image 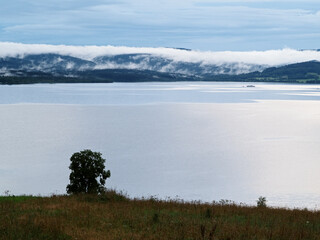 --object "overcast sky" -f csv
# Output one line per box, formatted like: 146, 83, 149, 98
0, 0, 319, 51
